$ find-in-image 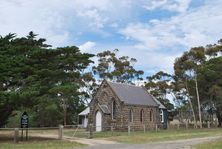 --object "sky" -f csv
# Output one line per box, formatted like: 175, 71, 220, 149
1, 0, 222, 76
